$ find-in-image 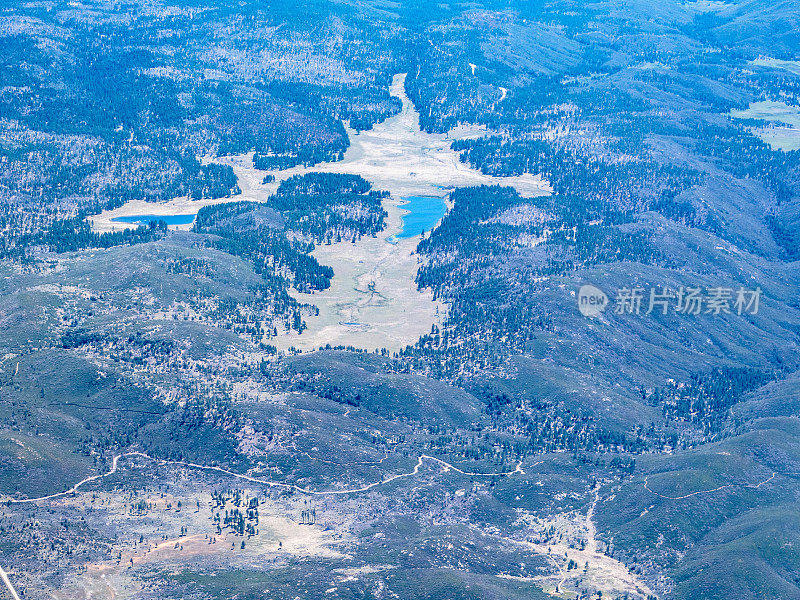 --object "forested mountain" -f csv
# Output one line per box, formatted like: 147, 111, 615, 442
0, 1, 799, 600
